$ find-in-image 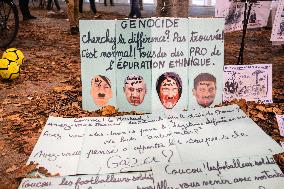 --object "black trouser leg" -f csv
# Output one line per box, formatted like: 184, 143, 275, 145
90, 0, 96, 13
47, 0, 52, 10
19, 0, 30, 18
54, 0, 61, 11
79, 0, 83, 13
